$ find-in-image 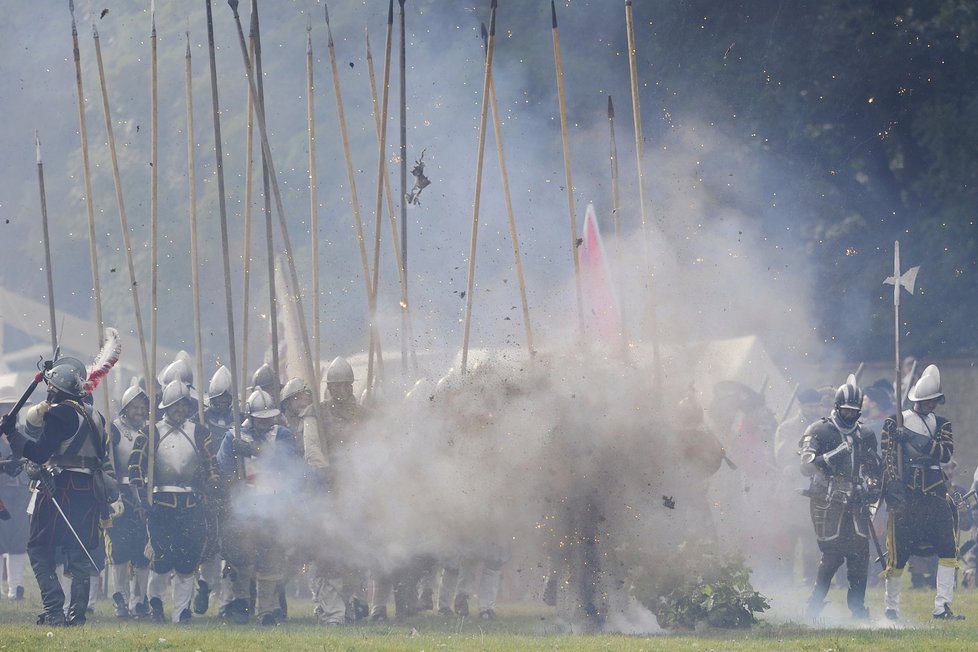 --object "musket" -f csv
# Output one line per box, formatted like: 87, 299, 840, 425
0, 363, 53, 436
550, 1, 585, 342
0, 458, 26, 475
853, 361, 865, 384
35, 133, 57, 356
481, 21, 535, 358
251, 0, 281, 401
460, 0, 498, 375
206, 0, 245, 481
